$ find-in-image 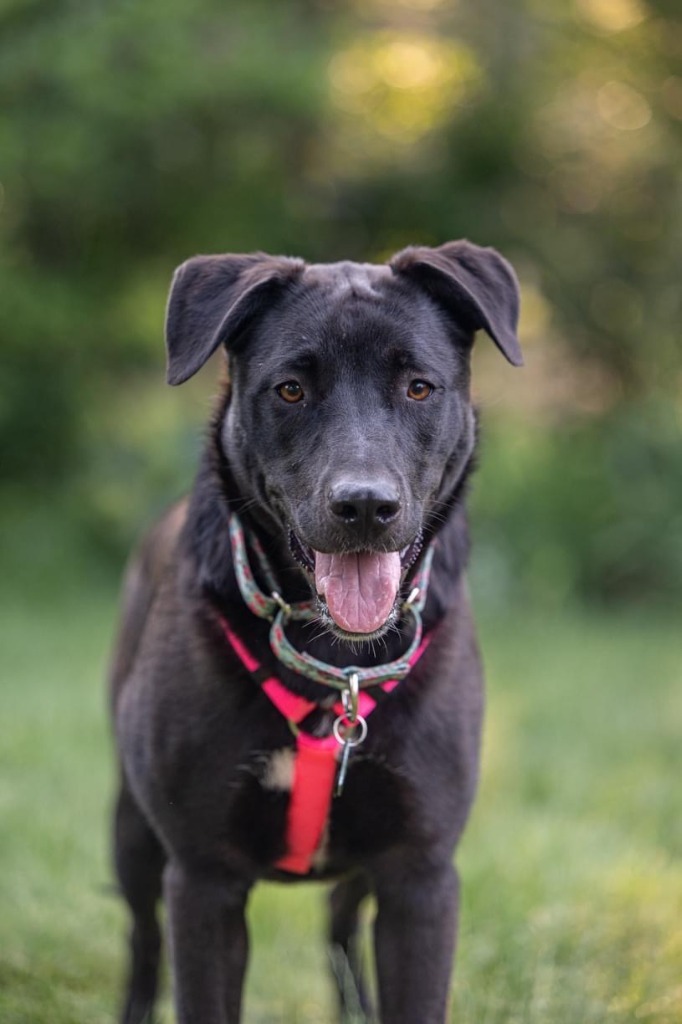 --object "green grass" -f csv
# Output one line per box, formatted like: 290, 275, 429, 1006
1, 589, 680, 1023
